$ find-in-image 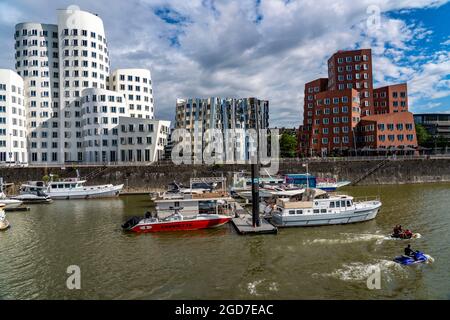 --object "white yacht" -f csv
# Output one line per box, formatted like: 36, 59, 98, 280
262, 188, 381, 227
19, 178, 123, 200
